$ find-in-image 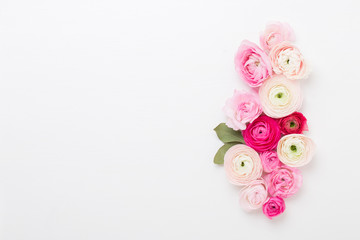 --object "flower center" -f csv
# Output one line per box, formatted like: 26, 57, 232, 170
269, 86, 290, 106
283, 137, 306, 161
290, 121, 296, 128
286, 59, 290, 64
233, 155, 254, 175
